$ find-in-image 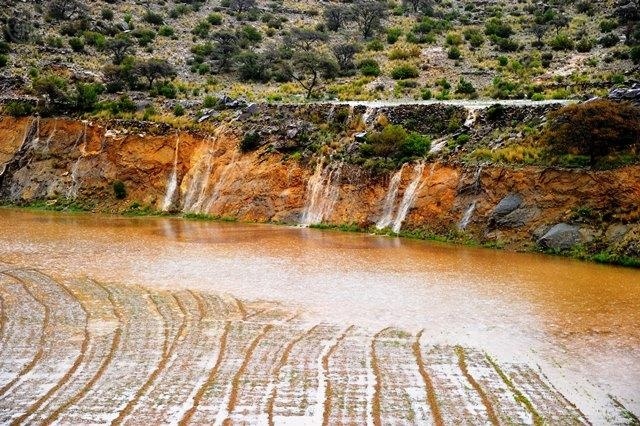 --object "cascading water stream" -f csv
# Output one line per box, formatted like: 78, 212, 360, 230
300, 158, 343, 226
375, 164, 406, 230
361, 107, 376, 127
204, 151, 240, 213
464, 108, 479, 128
162, 135, 181, 211
182, 138, 218, 213
67, 121, 88, 198
458, 201, 477, 230
391, 161, 426, 233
